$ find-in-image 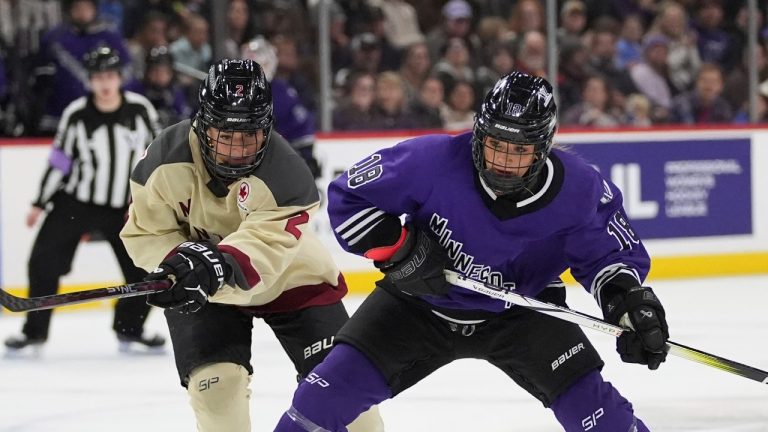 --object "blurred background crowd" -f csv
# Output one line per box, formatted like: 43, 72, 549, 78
0, 0, 767, 138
